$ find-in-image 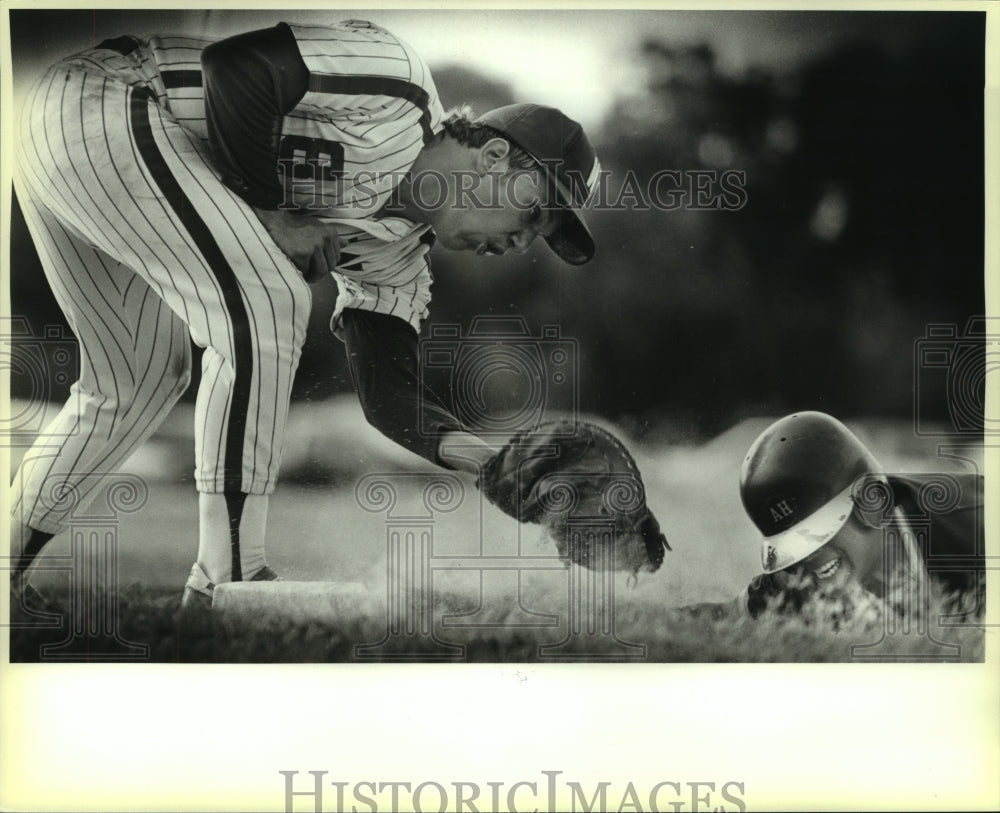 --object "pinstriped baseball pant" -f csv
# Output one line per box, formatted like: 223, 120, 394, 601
12, 54, 311, 534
